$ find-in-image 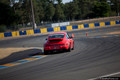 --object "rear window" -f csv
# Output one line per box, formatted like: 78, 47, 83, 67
49, 34, 64, 39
